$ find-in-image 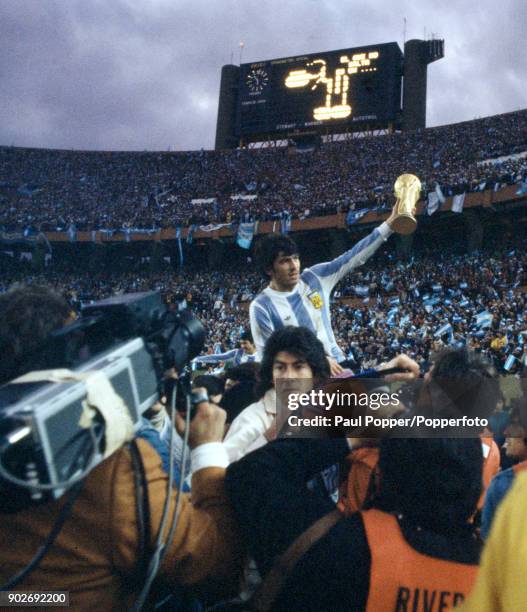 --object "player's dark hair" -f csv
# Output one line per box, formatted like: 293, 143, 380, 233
256, 326, 329, 397
255, 235, 299, 278
240, 329, 254, 343
0, 285, 72, 384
